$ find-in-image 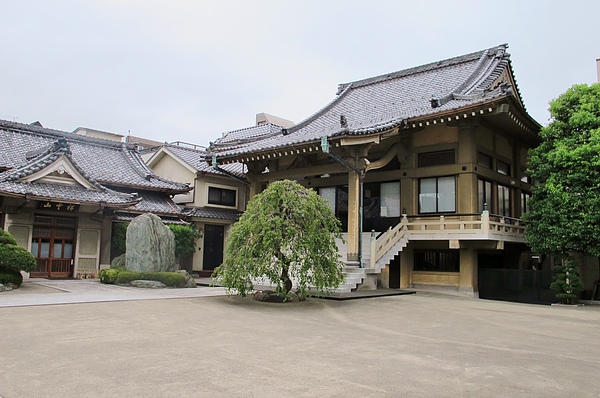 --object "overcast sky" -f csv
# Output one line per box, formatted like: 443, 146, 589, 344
1, 1, 598, 146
